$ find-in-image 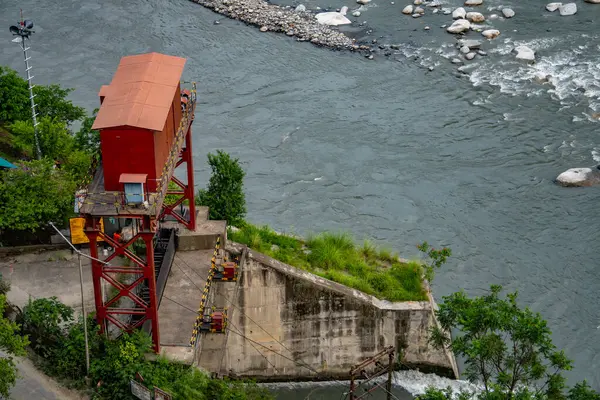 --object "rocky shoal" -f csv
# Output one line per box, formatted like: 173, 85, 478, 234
188, 0, 369, 50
